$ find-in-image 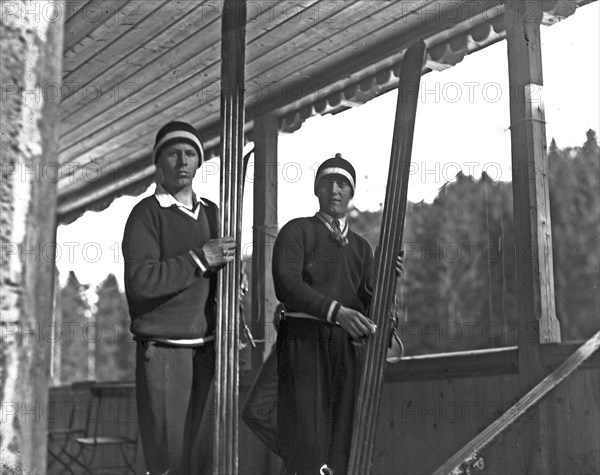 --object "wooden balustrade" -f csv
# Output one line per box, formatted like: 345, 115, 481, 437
48, 342, 599, 474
